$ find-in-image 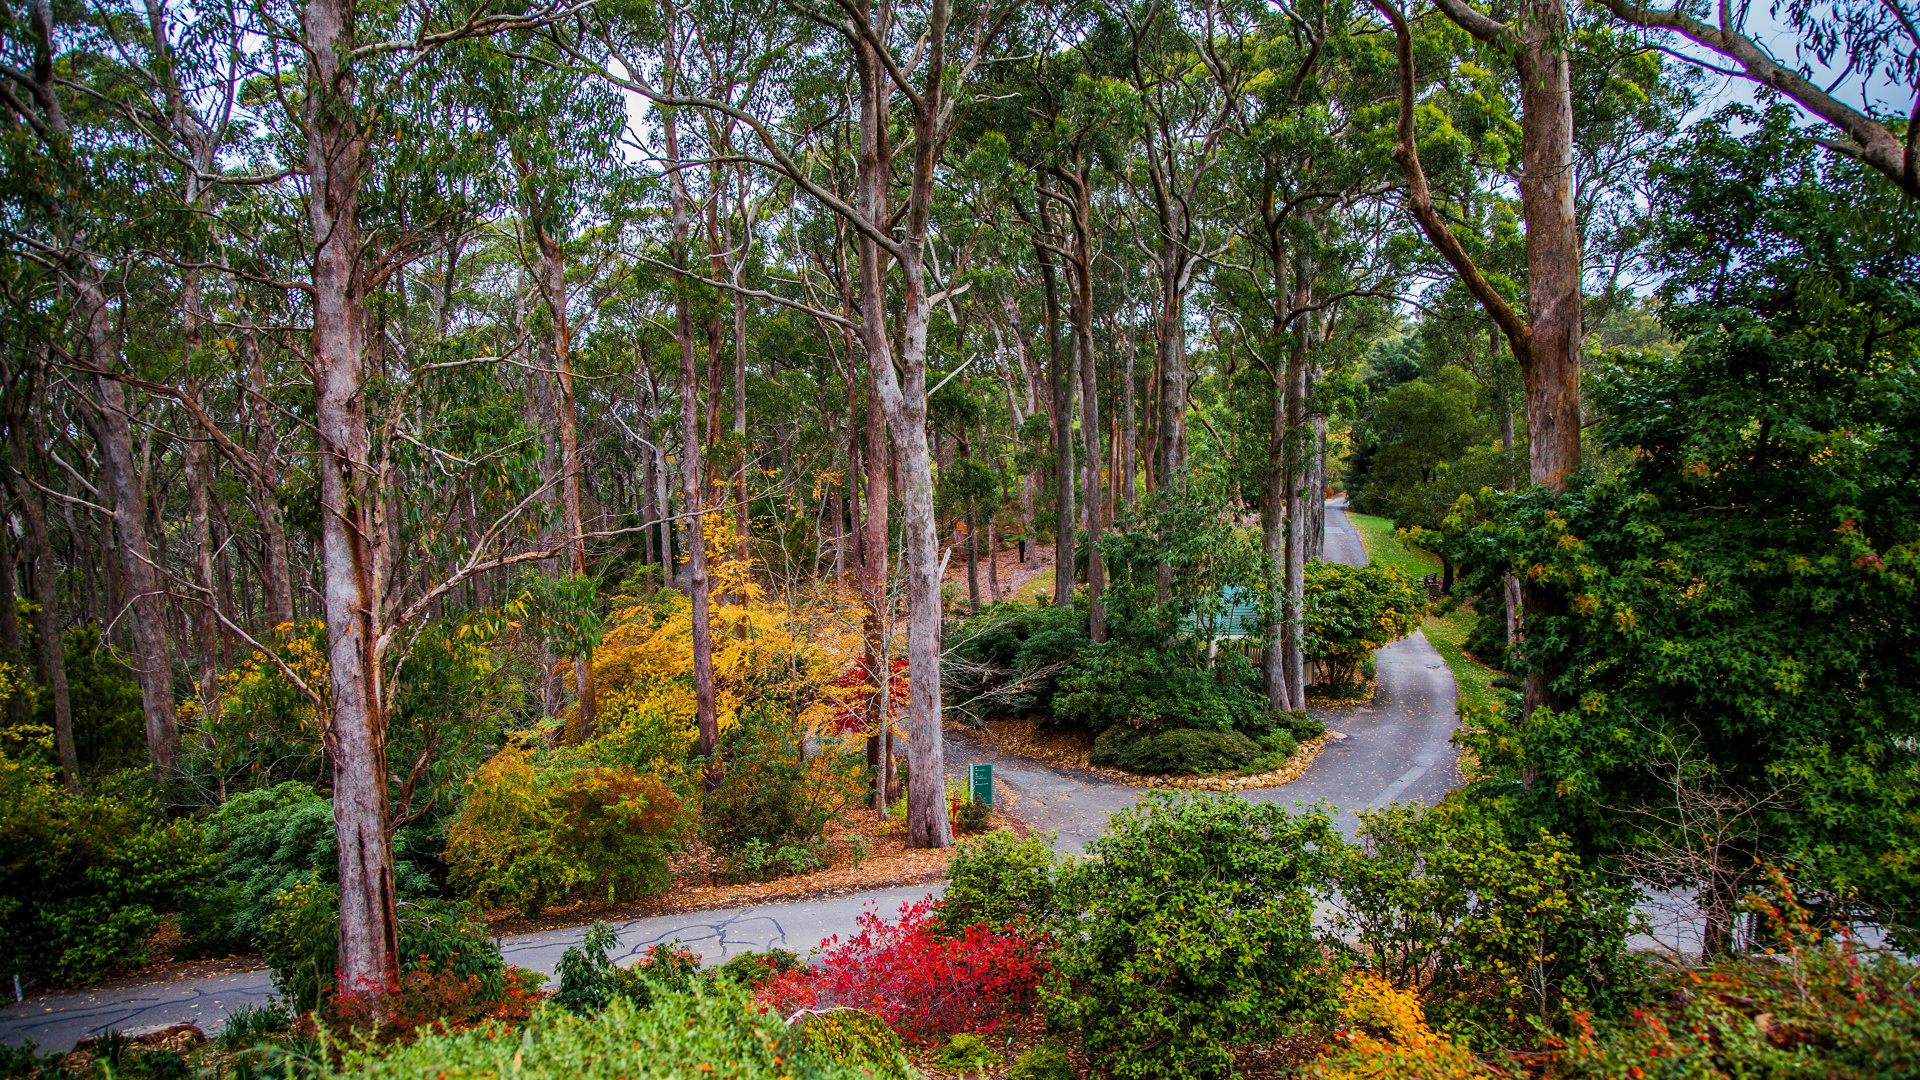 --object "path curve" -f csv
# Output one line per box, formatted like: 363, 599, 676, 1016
0, 500, 1459, 1051
950, 498, 1461, 847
